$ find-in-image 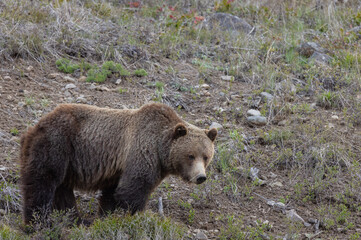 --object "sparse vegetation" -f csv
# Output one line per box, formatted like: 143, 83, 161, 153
1, 0, 361, 239
134, 69, 148, 77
